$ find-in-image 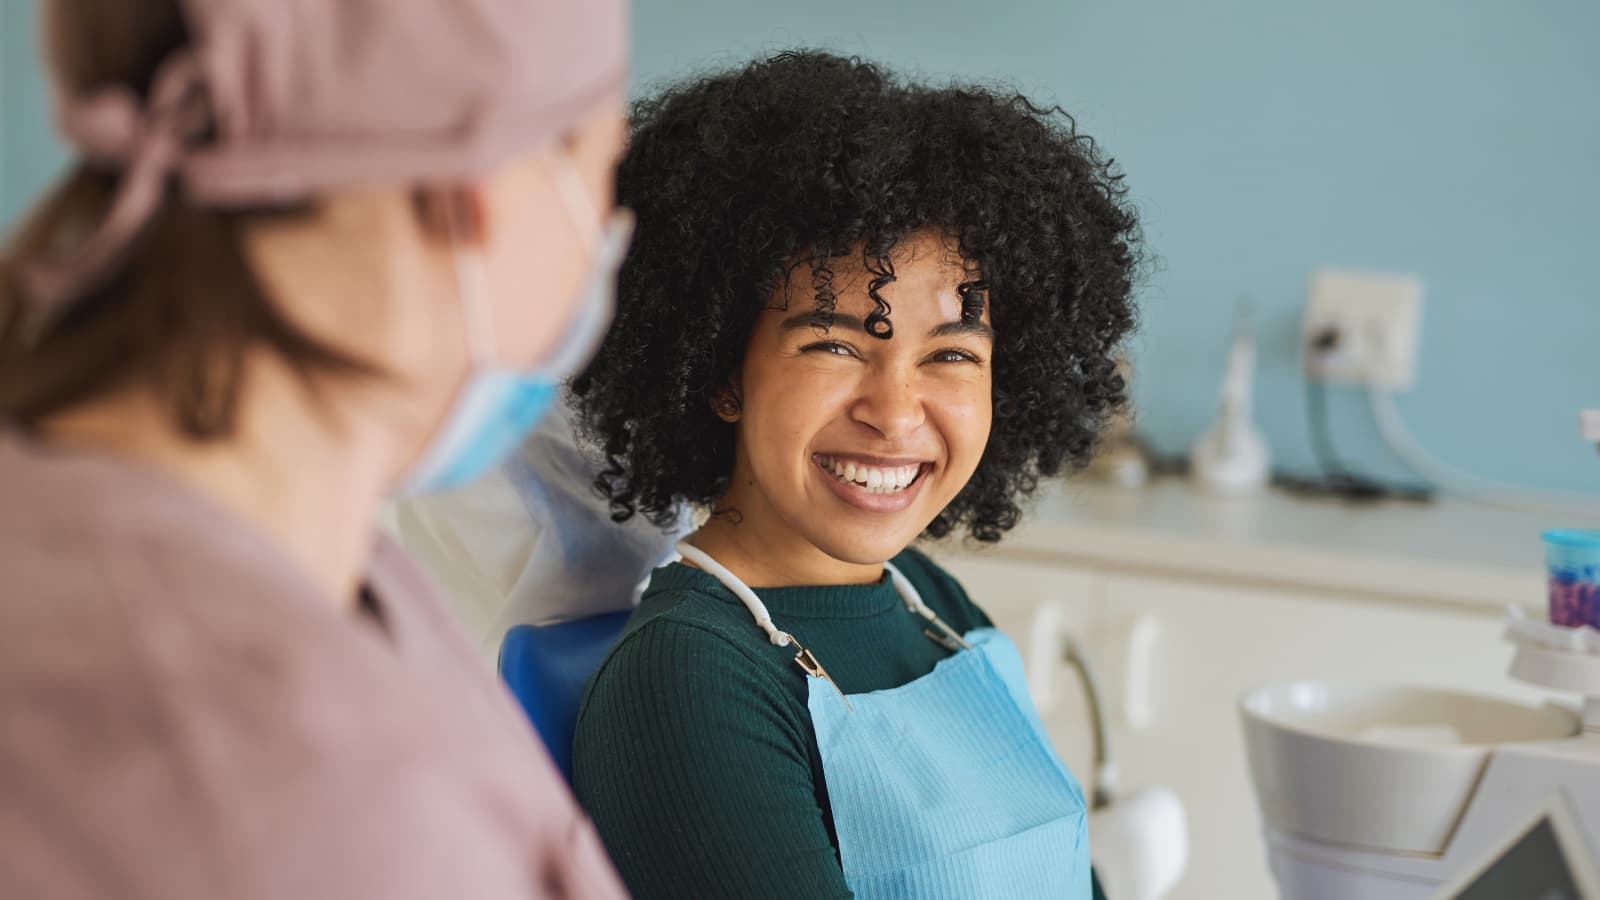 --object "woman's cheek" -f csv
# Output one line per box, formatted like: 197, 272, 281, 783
936, 403, 992, 481
940, 384, 993, 436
